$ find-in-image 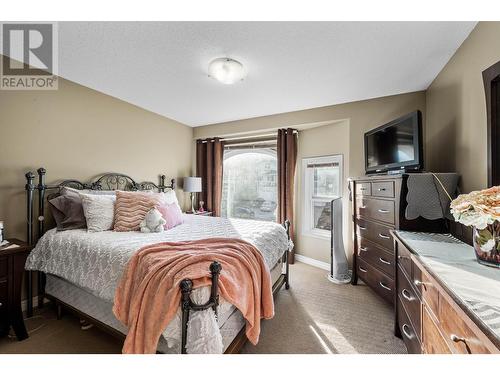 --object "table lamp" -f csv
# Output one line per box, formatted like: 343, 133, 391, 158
183, 177, 202, 213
